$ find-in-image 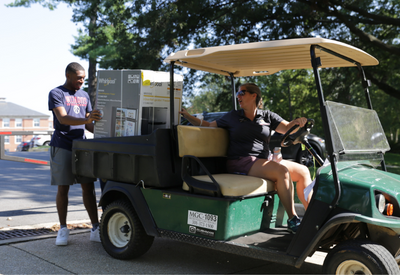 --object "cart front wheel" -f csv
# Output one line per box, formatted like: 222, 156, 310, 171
323, 240, 398, 275
100, 199, 154, 260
